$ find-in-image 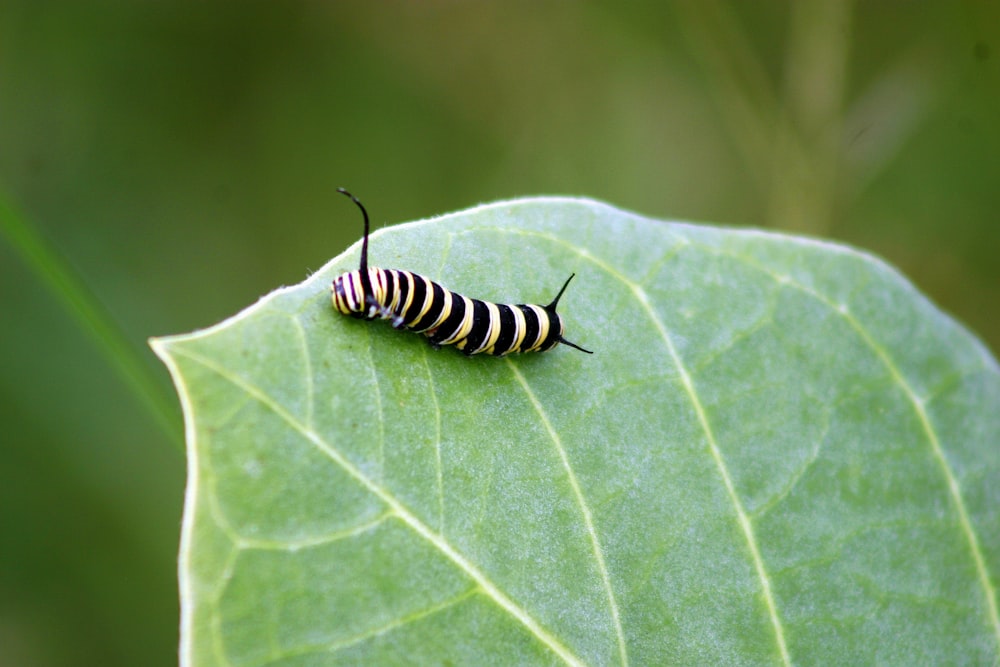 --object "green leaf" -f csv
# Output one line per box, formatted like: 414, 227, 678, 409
152, 197, 1000, 666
